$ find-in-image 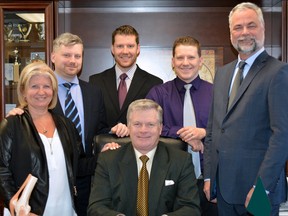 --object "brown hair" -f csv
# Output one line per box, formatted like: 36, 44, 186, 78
172, 36, 201, 57
112, 25, 139, 45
